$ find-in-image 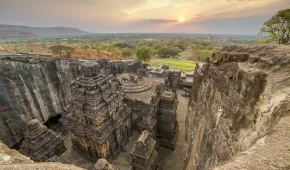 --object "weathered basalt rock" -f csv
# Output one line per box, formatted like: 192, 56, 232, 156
95, 158, 119, 170
0, 142, 82, 170
184, 45, 290, 170
0, 55, 81, 147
